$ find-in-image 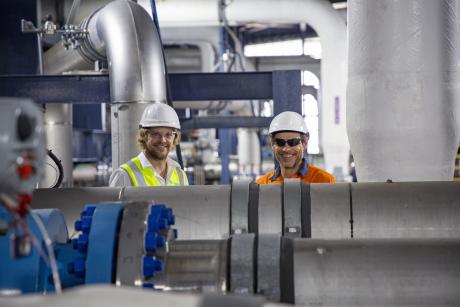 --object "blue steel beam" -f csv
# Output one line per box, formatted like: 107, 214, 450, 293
0, 75, 111, 104
0, 71, 296, 103
0, 71, 301, 129
170, 72, 273, 101
181, 116, 272, 130
272, 70, 302, 115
